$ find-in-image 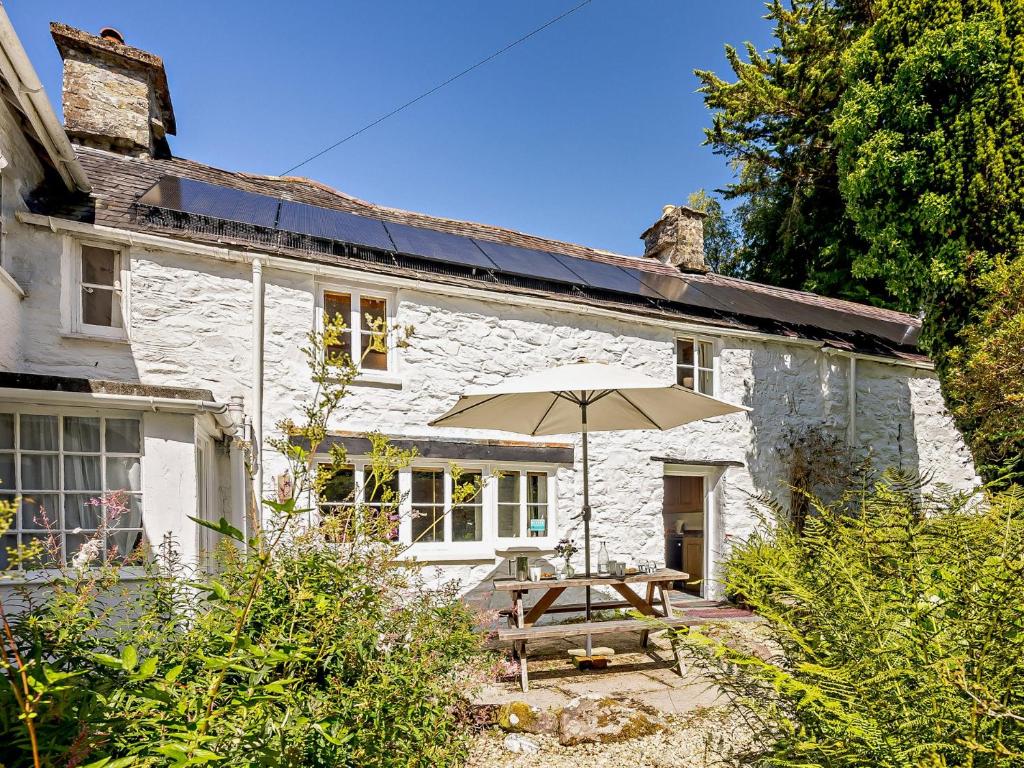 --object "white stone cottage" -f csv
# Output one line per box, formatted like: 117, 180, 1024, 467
0, 17, 977, 597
